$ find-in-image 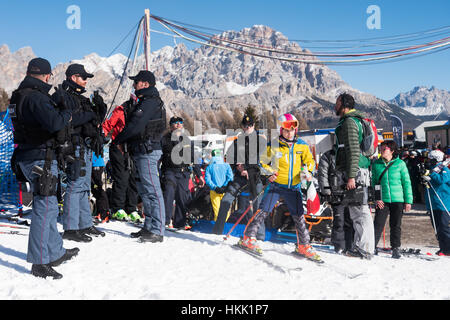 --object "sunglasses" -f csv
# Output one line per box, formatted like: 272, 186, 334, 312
75, 74, 88, 81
